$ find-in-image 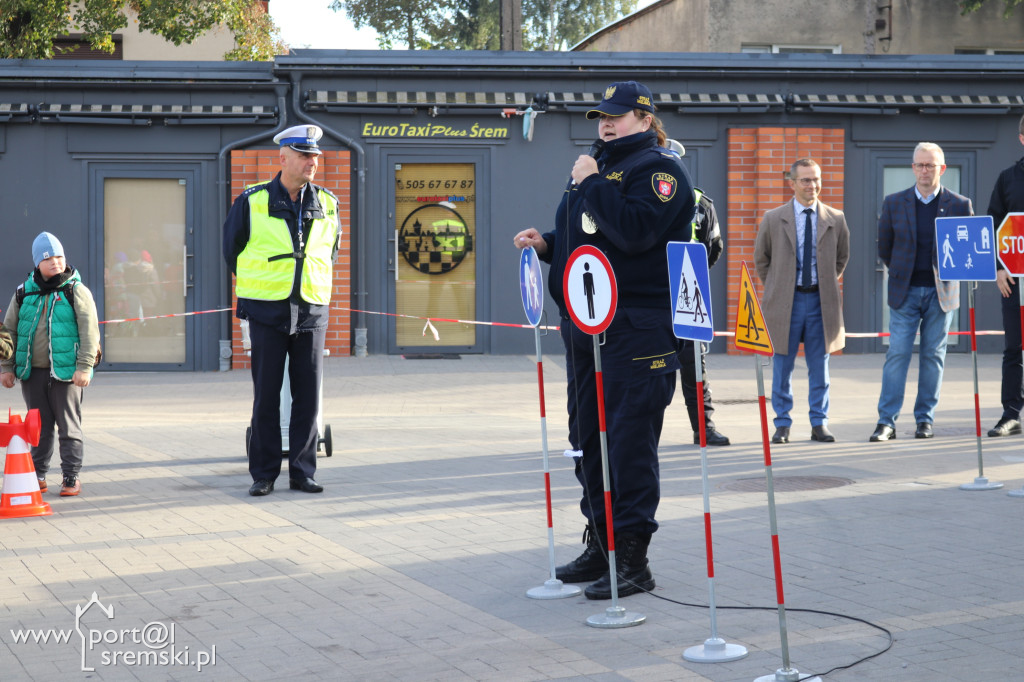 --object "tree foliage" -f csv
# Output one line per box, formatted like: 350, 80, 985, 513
959, 0, 1024, 17
332, 0, 448, 49
331, 0, 639, 50
0, 0, 286, 60
522, 0, 638, 50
